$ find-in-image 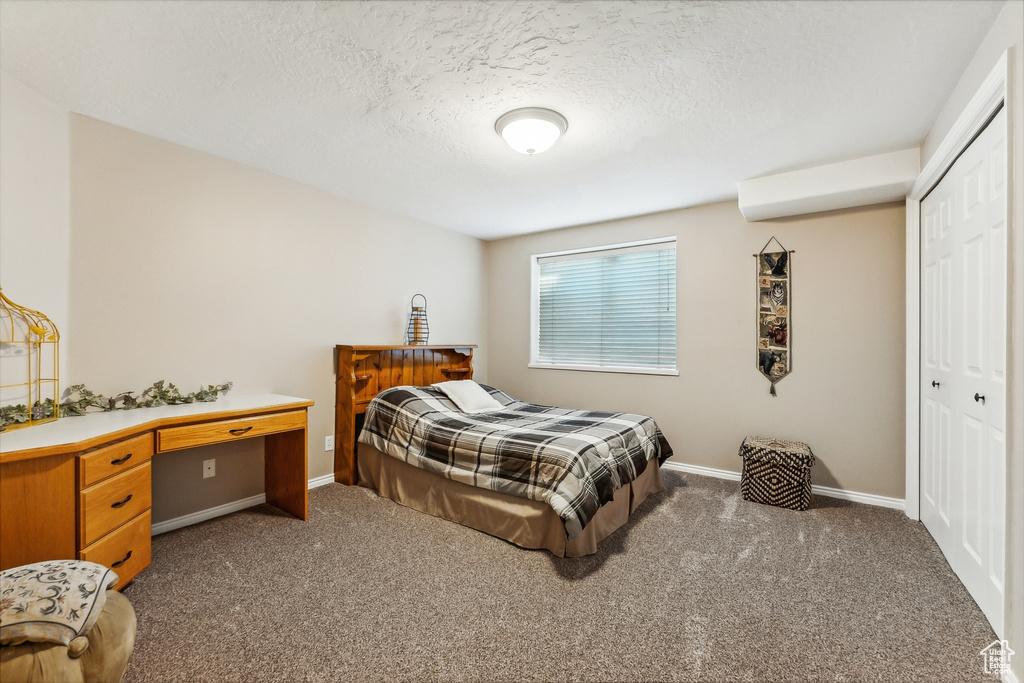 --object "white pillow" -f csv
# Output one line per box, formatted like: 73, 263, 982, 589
432, 380, 504, 414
